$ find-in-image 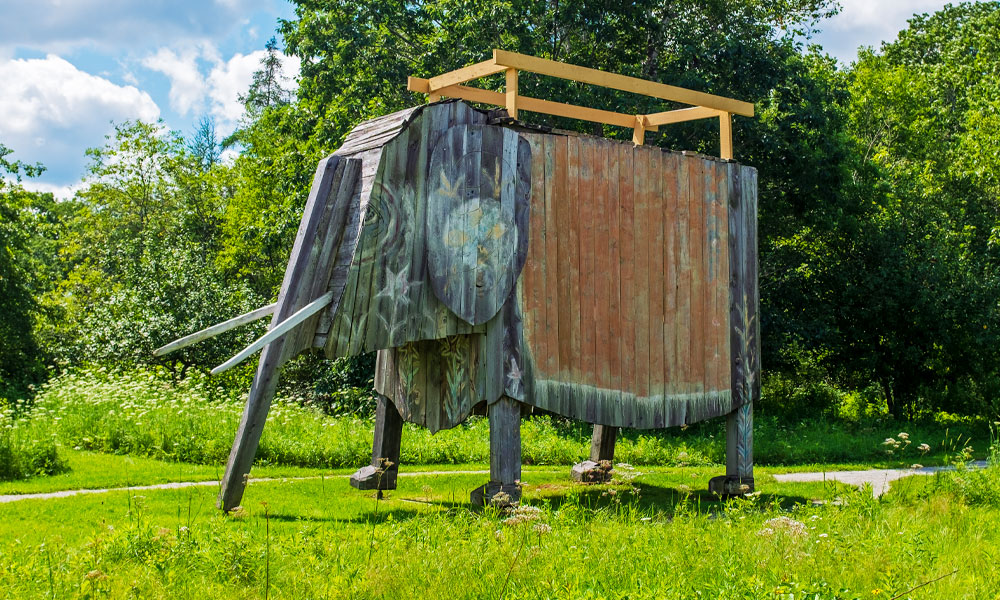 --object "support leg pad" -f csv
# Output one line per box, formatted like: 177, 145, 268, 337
708, 475, 755, 497
470, 482, 522, 507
